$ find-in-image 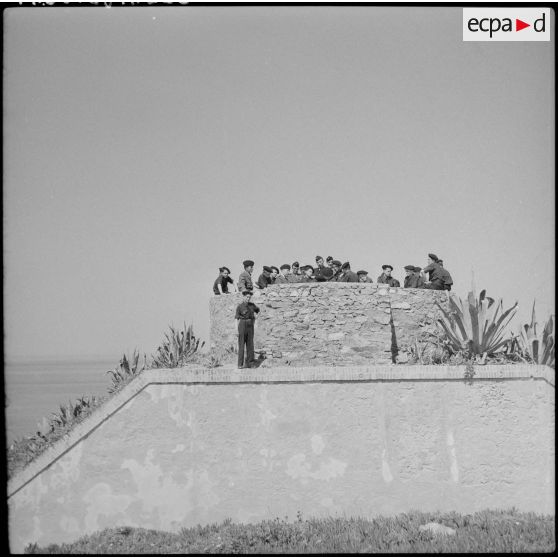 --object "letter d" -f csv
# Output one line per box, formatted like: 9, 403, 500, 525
534, 13, 545, 32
